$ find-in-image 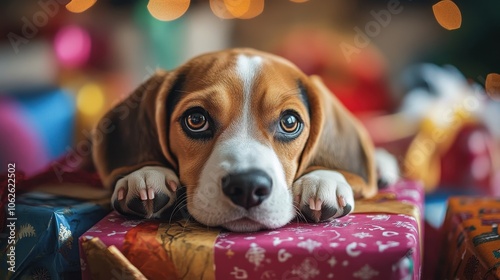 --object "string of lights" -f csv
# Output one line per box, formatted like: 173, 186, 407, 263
65, 0, 310, 20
